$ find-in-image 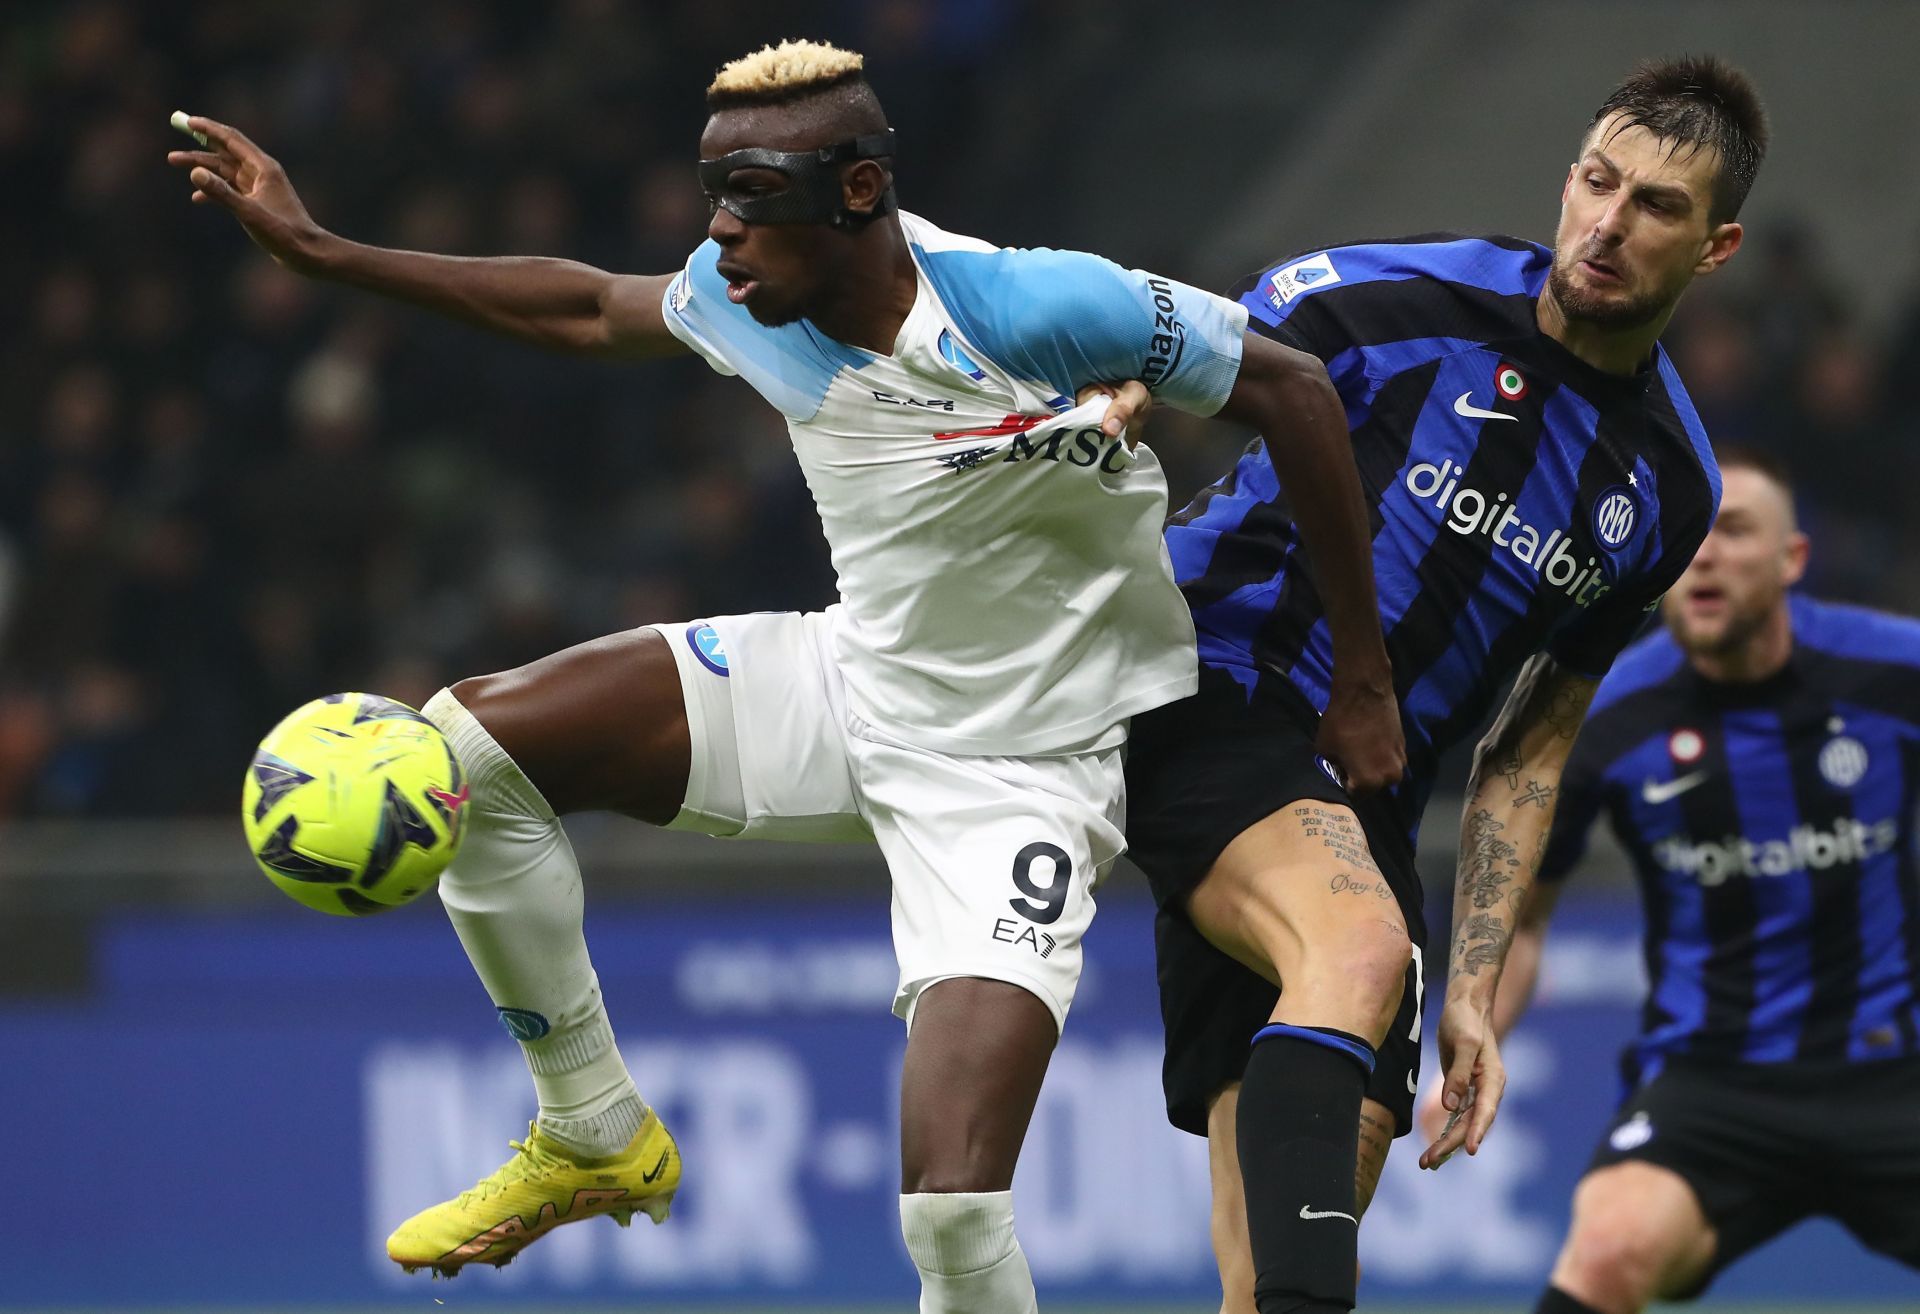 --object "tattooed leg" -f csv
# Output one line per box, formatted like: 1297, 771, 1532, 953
1187, 805, 1414, 1314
